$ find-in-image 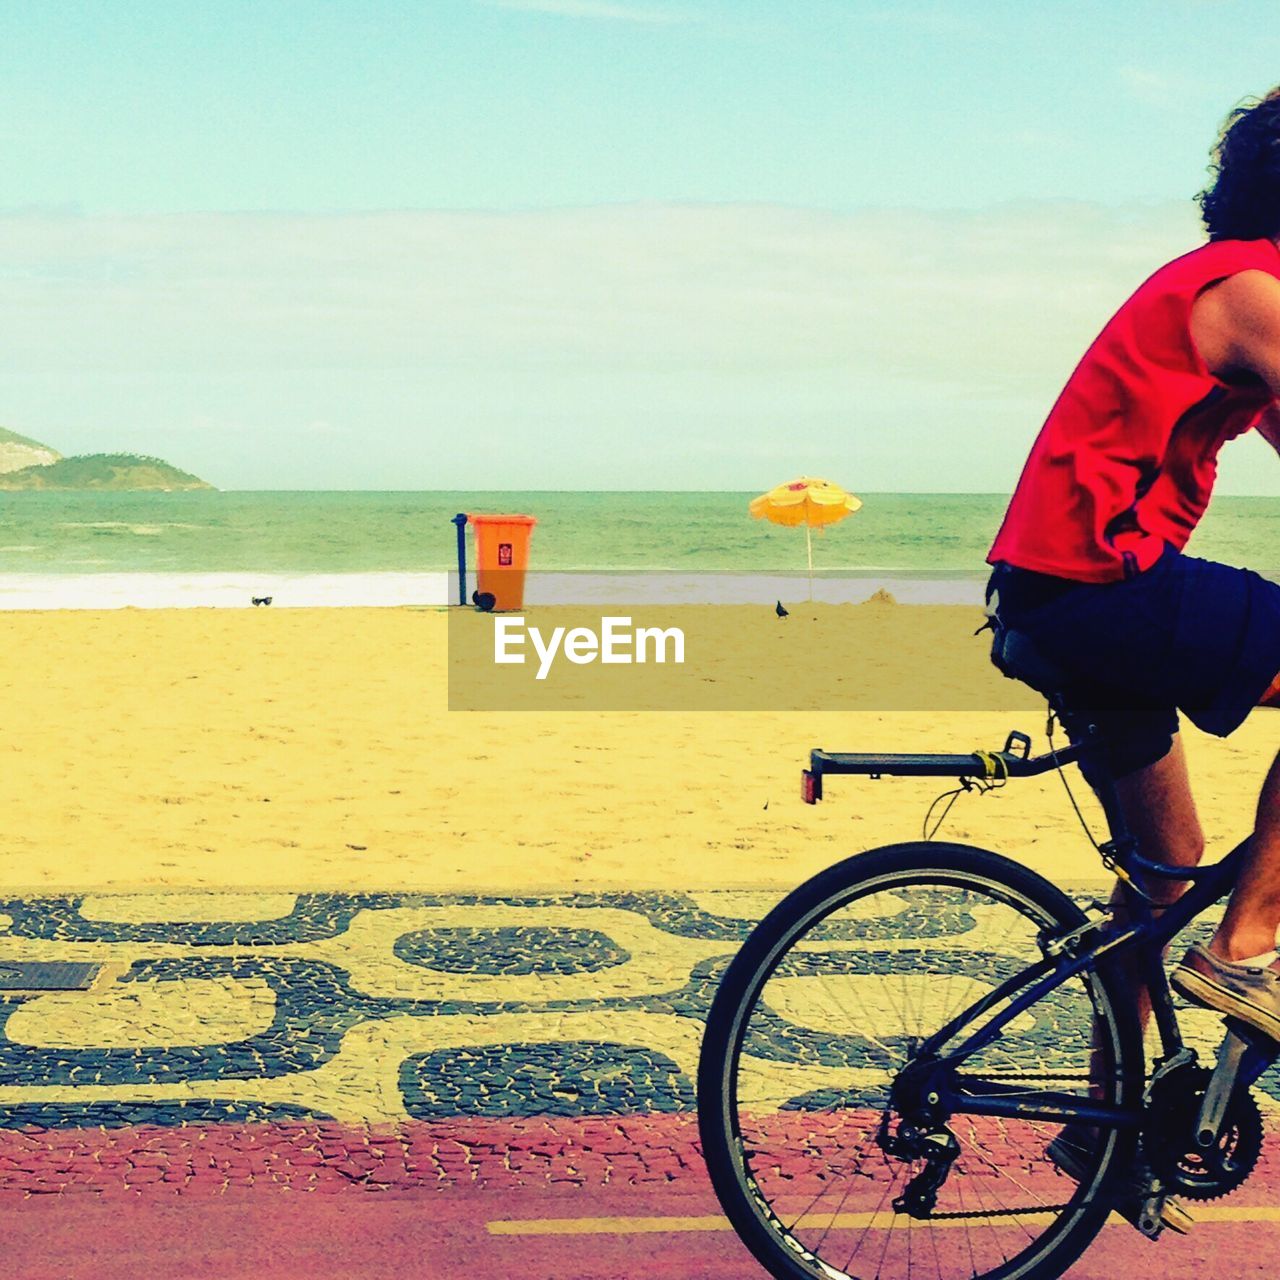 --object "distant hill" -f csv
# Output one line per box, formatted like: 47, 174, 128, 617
0, 426, 62, 475
0, 428, 212, 491
0, 451, 213, 492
